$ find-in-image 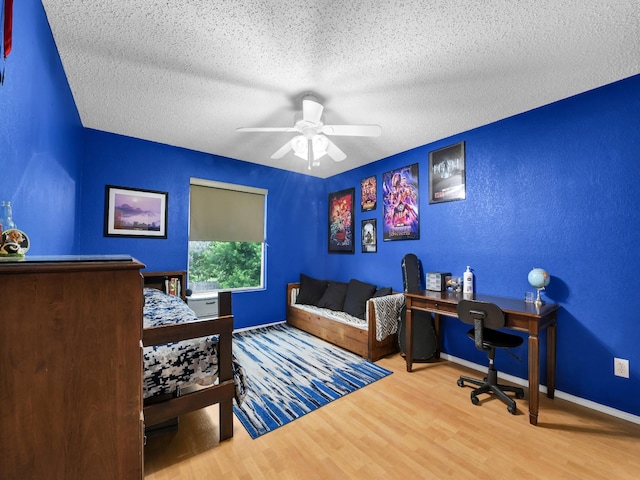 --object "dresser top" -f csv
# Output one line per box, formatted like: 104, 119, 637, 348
0, 254, 145, 273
